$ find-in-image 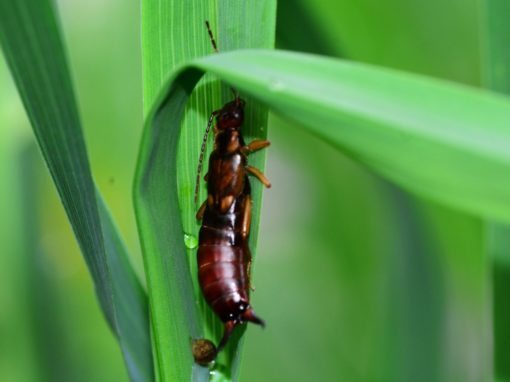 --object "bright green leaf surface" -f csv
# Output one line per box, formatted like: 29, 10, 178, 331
137, 2, 275, 381
157, 49, 510, 225
0, 1, 153, 381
